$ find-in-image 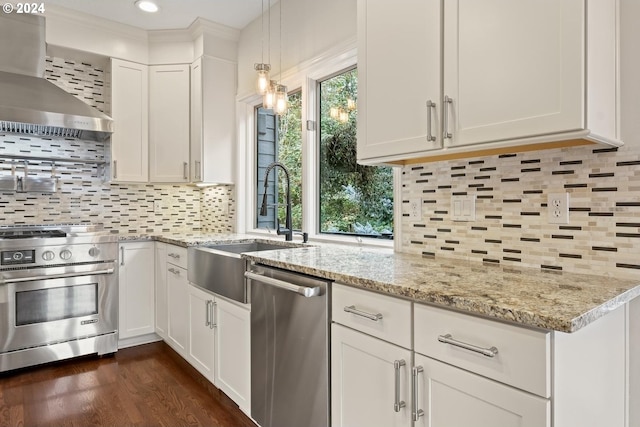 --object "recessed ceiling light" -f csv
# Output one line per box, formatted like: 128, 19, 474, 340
135, 0, 159, 13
